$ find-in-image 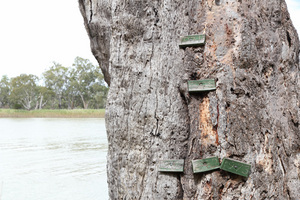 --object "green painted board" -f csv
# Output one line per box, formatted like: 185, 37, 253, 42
220, 158, 251, 177
188, 79, 216, 92
159, 159, 184, 172
192, 157, 220, 173
179, 34, 206, 48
